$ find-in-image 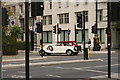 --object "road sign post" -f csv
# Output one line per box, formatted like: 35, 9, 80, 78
67, 29, 71, 41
